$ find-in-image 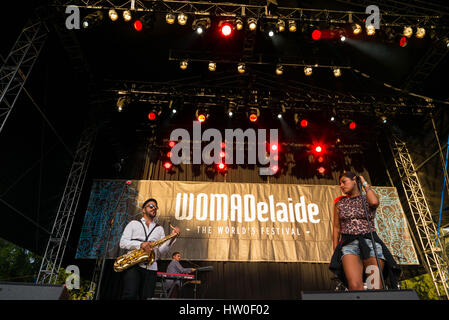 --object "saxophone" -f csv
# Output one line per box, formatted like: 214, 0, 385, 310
113, 232, 179, 272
